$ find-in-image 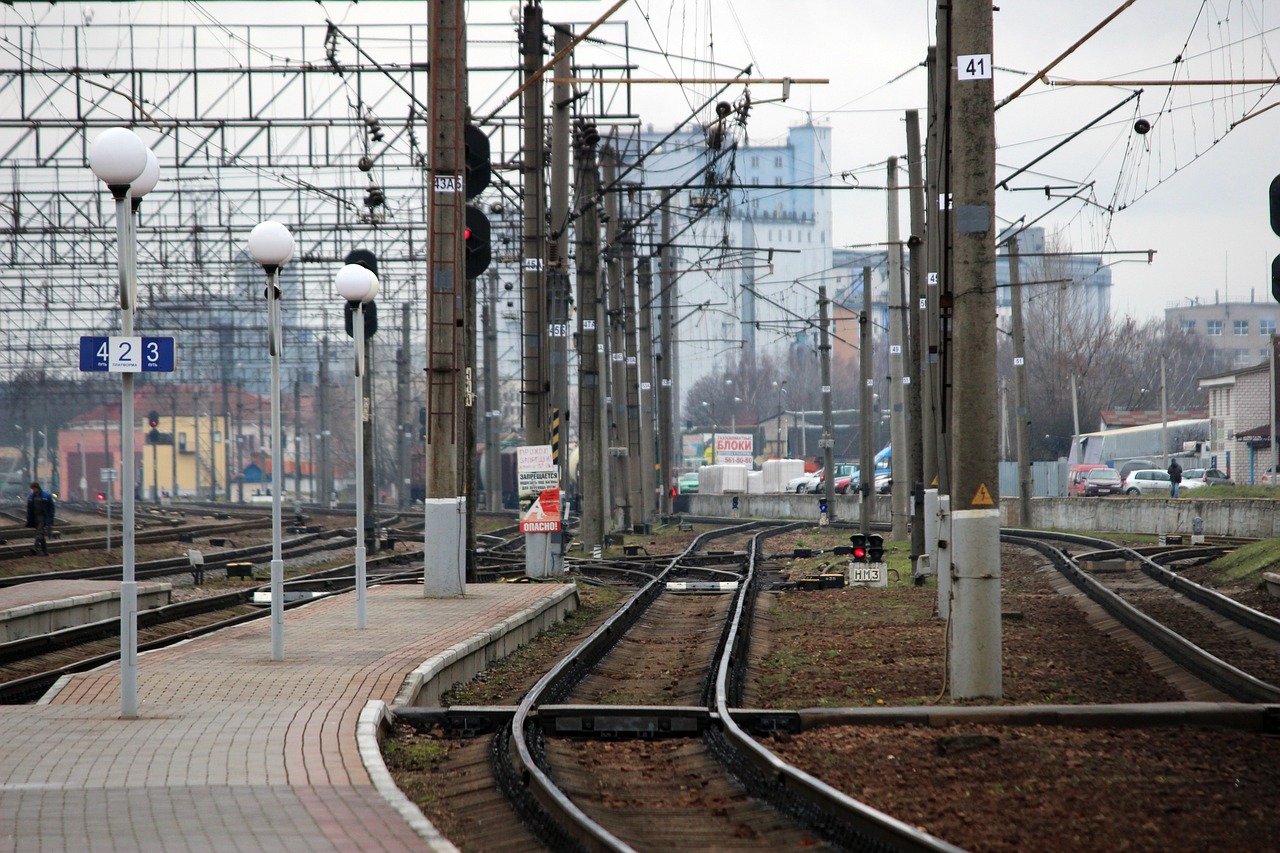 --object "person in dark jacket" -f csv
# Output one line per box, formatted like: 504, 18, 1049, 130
1168, 459, 1183, 498
26, 481, 54, 555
